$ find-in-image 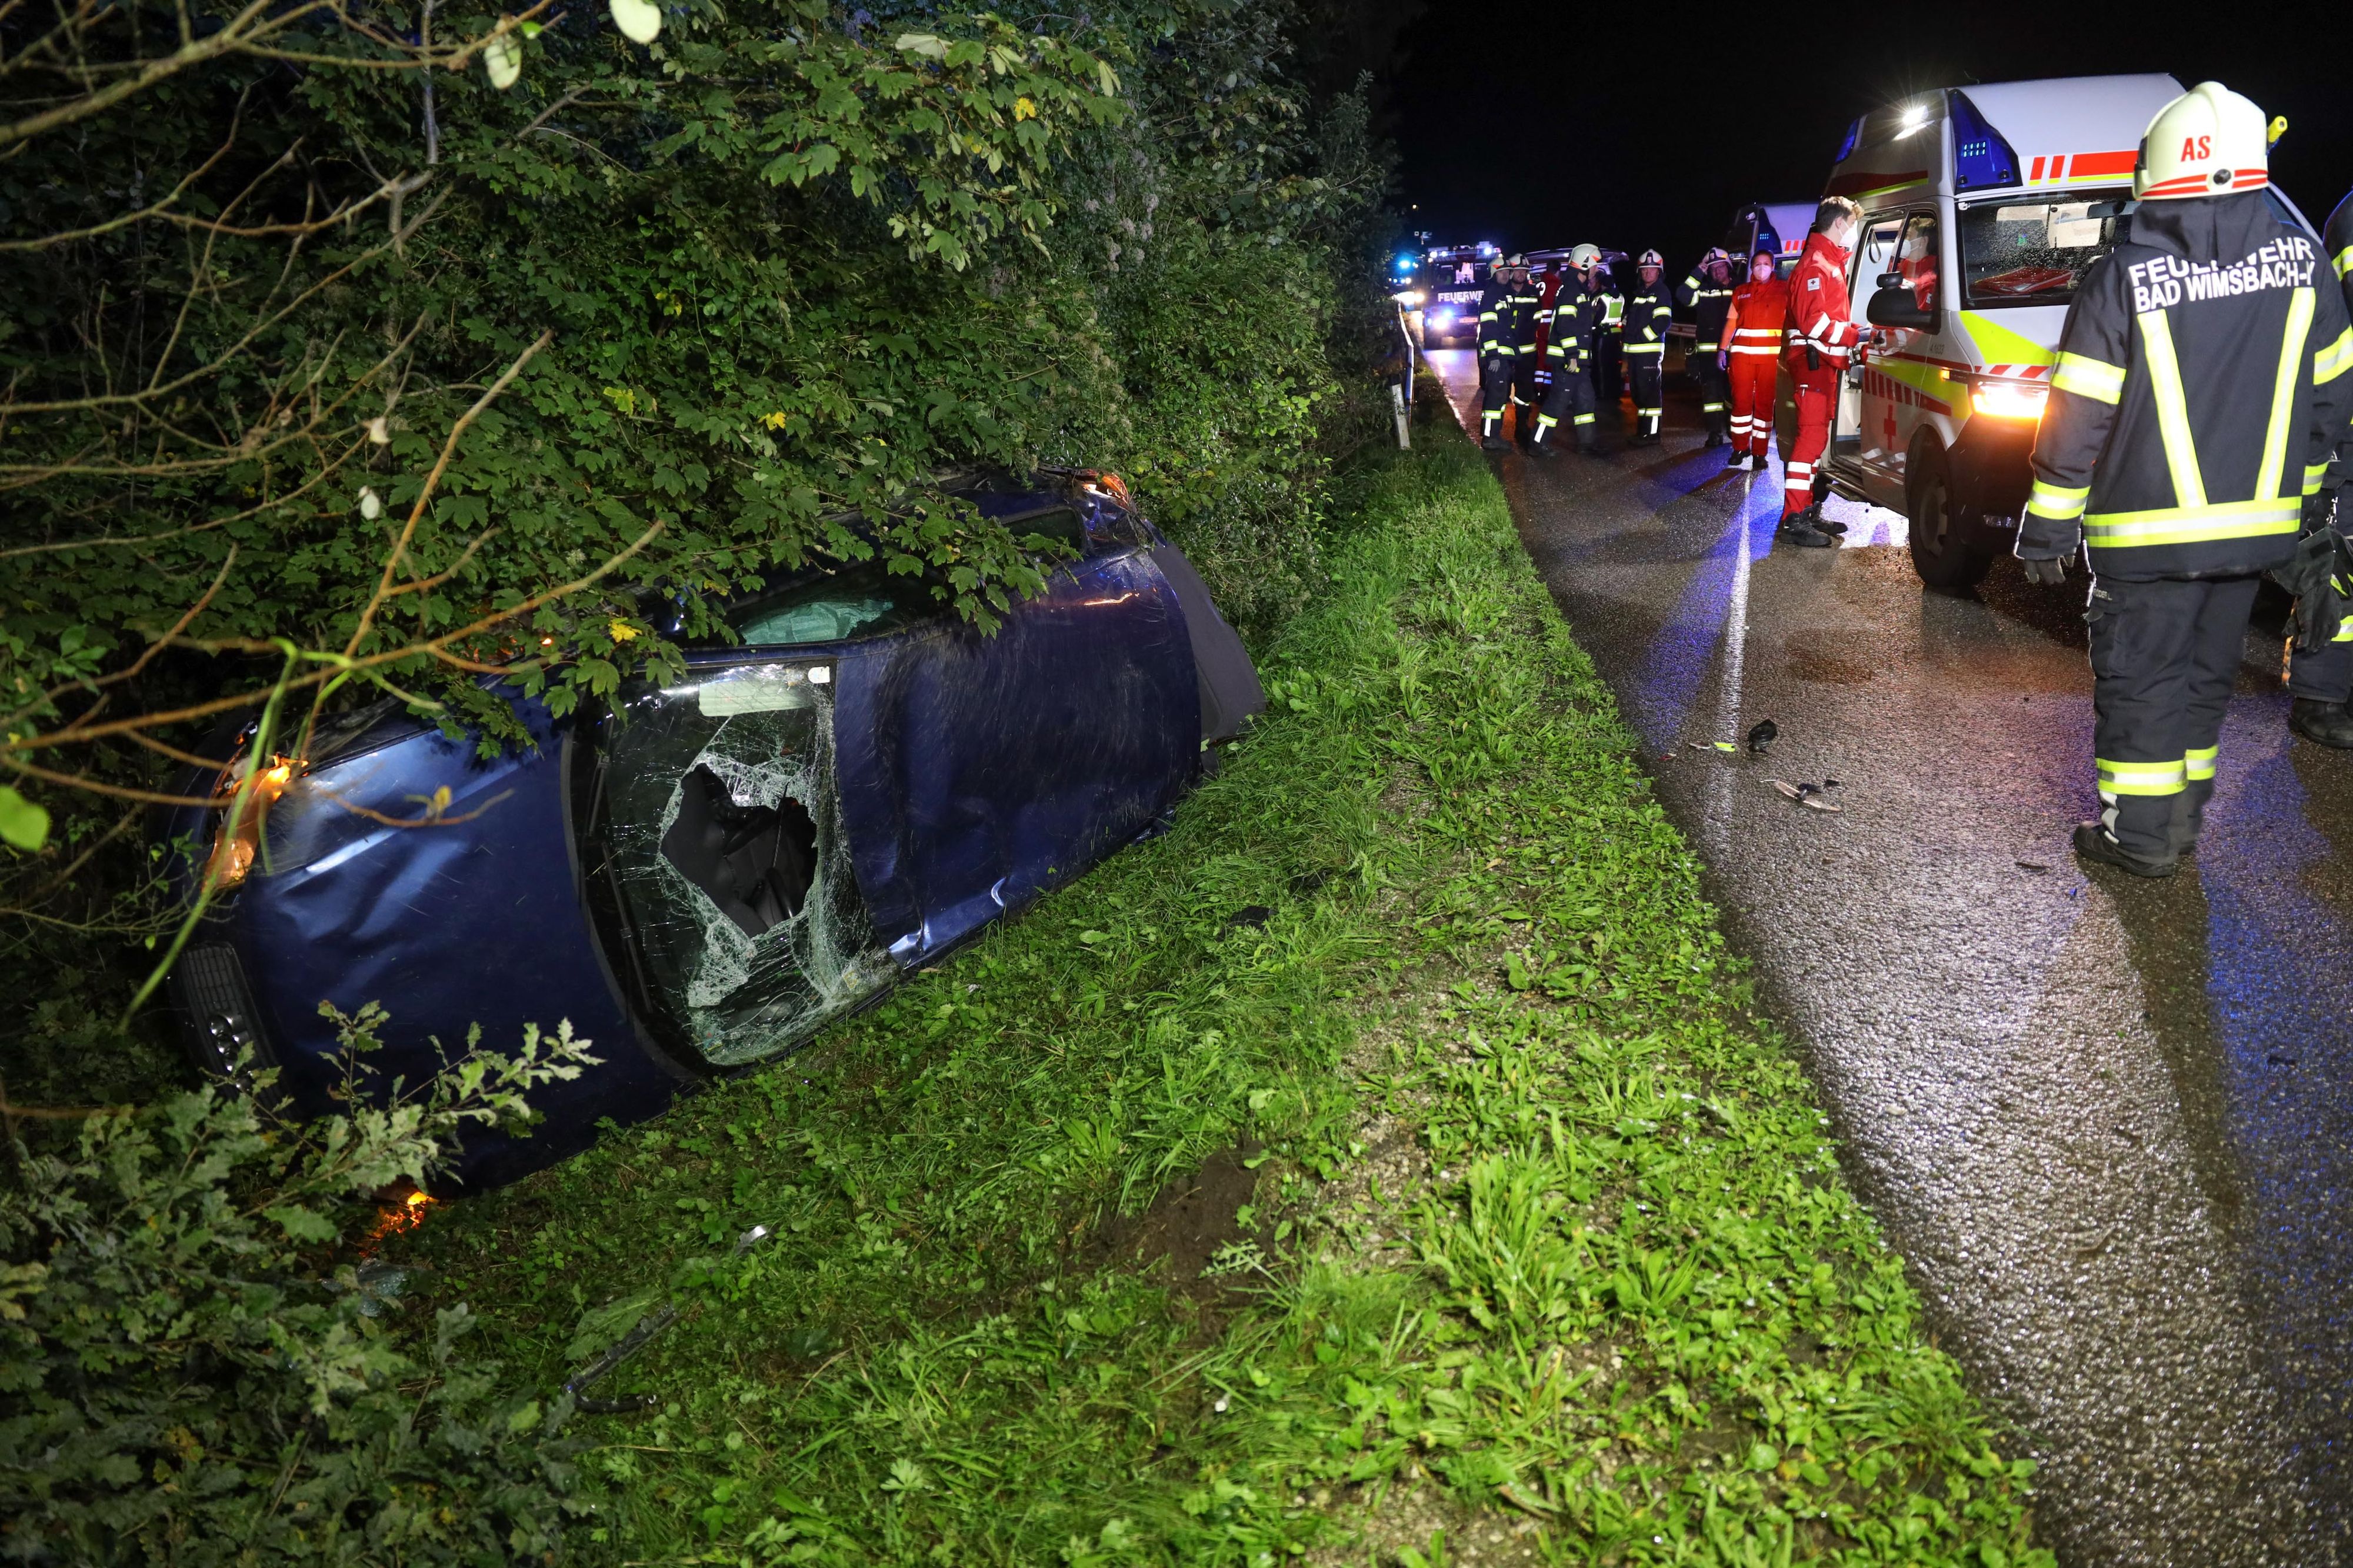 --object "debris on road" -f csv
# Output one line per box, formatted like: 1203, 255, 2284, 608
1747, 718, 1778, 753
1768, 779, 1844, 813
